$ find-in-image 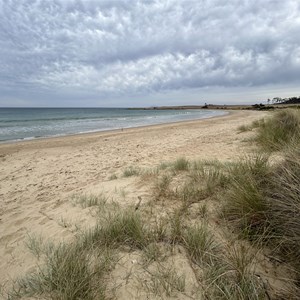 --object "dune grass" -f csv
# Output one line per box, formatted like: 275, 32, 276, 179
222, 155, 270, 239
122, 166, 140, 177
172, 157, 190, 171
222, 145, 300, 276
254, 109, 300, 151
10, 243, 111, 300
82, 209, 150, 250
71, 193, 108, 208
222, 110, 300, 289
183, 224, 218, 266
202, 243, 266, 300
264, 145, 300, 269
142, 265, 186, 297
